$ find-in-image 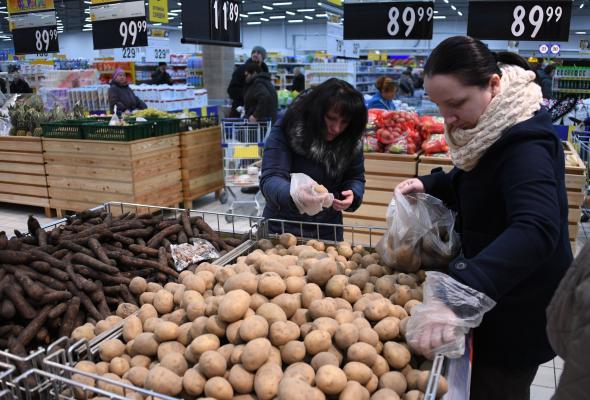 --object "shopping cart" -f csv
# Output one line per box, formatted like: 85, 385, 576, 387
220, 118, 272, 222
572, 128, 590, 221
